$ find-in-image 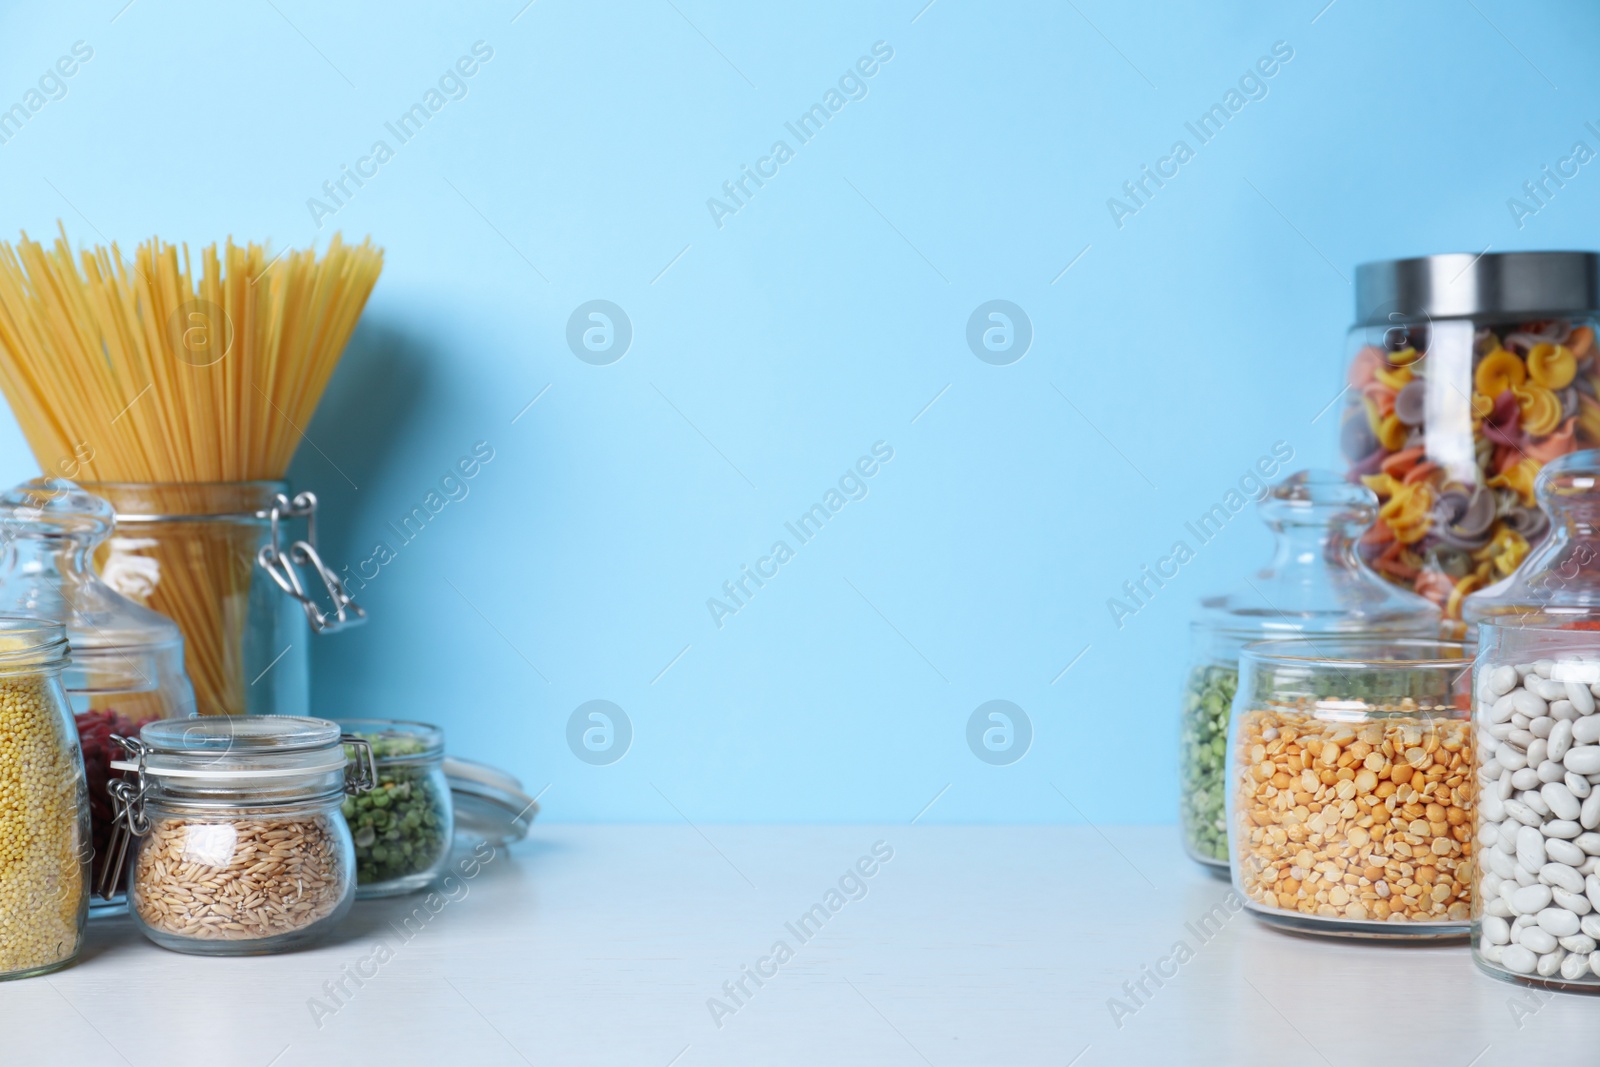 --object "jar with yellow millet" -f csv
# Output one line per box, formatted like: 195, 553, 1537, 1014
1227, 638, 1475, 940
0, 617, 90, 979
